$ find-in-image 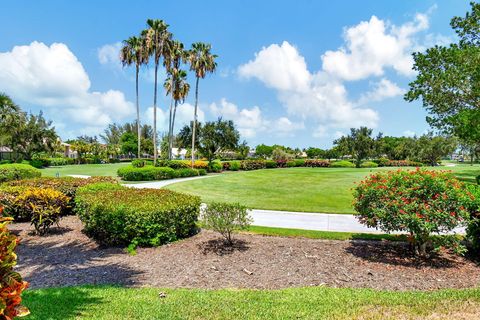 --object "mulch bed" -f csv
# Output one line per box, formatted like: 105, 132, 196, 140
9, 216, 480, 291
